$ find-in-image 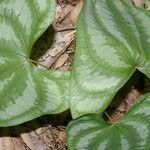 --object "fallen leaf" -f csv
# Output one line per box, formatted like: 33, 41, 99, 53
131, 0, 144, 7
70, 0, 84, 26
53, 53, 69, 69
